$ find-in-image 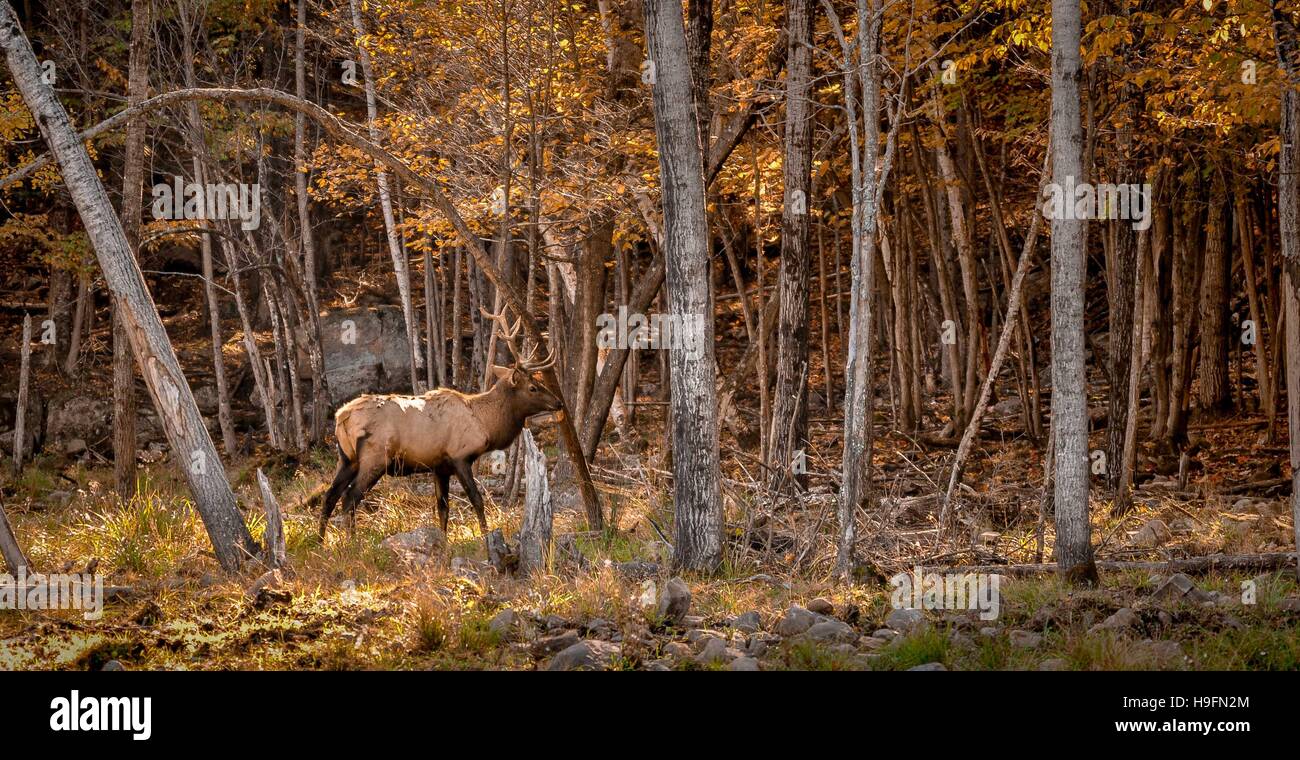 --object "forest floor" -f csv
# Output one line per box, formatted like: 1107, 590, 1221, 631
1, 420, 1298, 671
